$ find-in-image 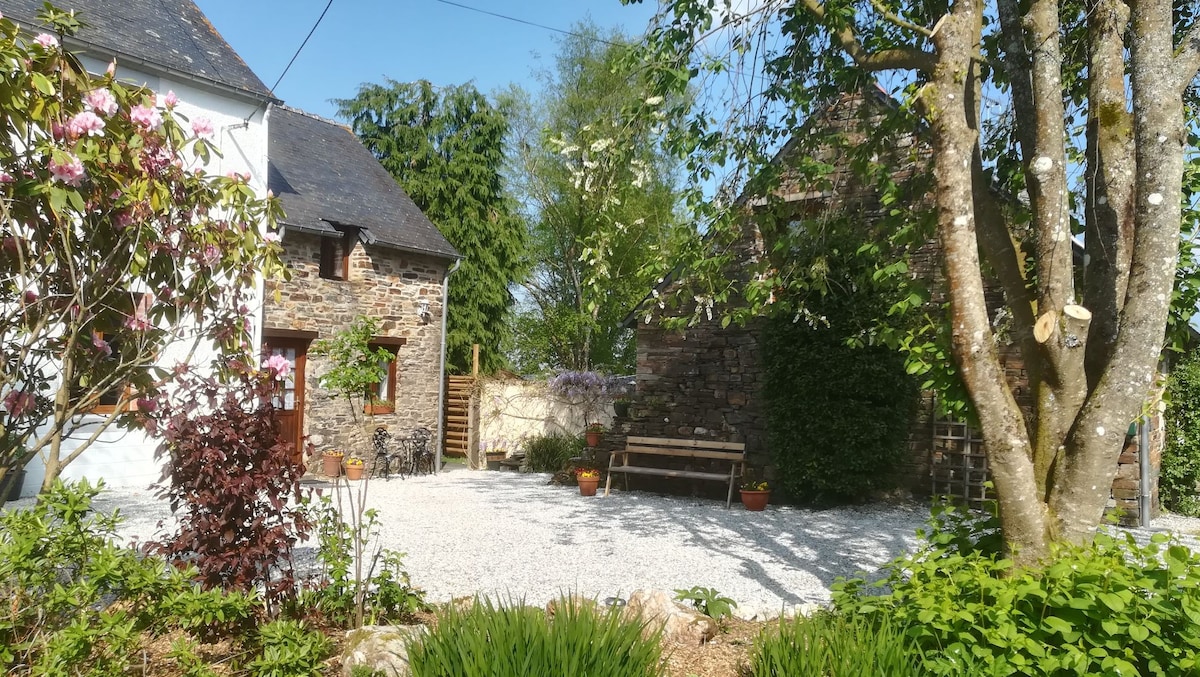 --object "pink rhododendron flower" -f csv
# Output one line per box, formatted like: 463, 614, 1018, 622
3, 390, 35, 418
264, 231, 281, 243
263, 354, 290, 381
106, 60, 116, 76
124, 310, 151, 331
22, 290, 37, 304
0, 172, 14, 183
84, 88, 118, 116
48, 154, 85, 186
201, 243, 220, 266
91, 332, 112, 356
68, 111, 105, 138
33, 33, 58, 49
129, 104, 162, 130
190, 116, 214, 139
162, 90, 178, 108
